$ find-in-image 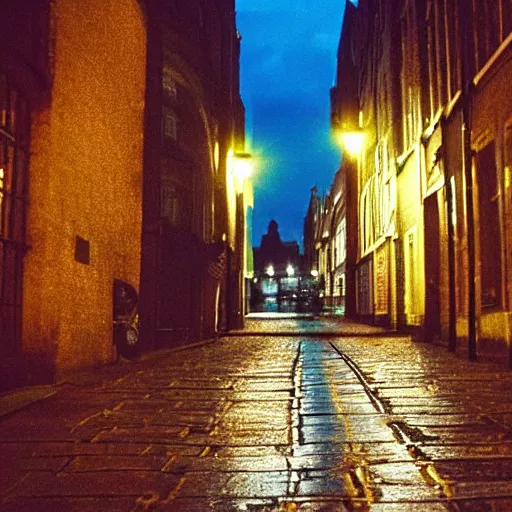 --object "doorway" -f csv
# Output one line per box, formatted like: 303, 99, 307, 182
424, 193, 441, 342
